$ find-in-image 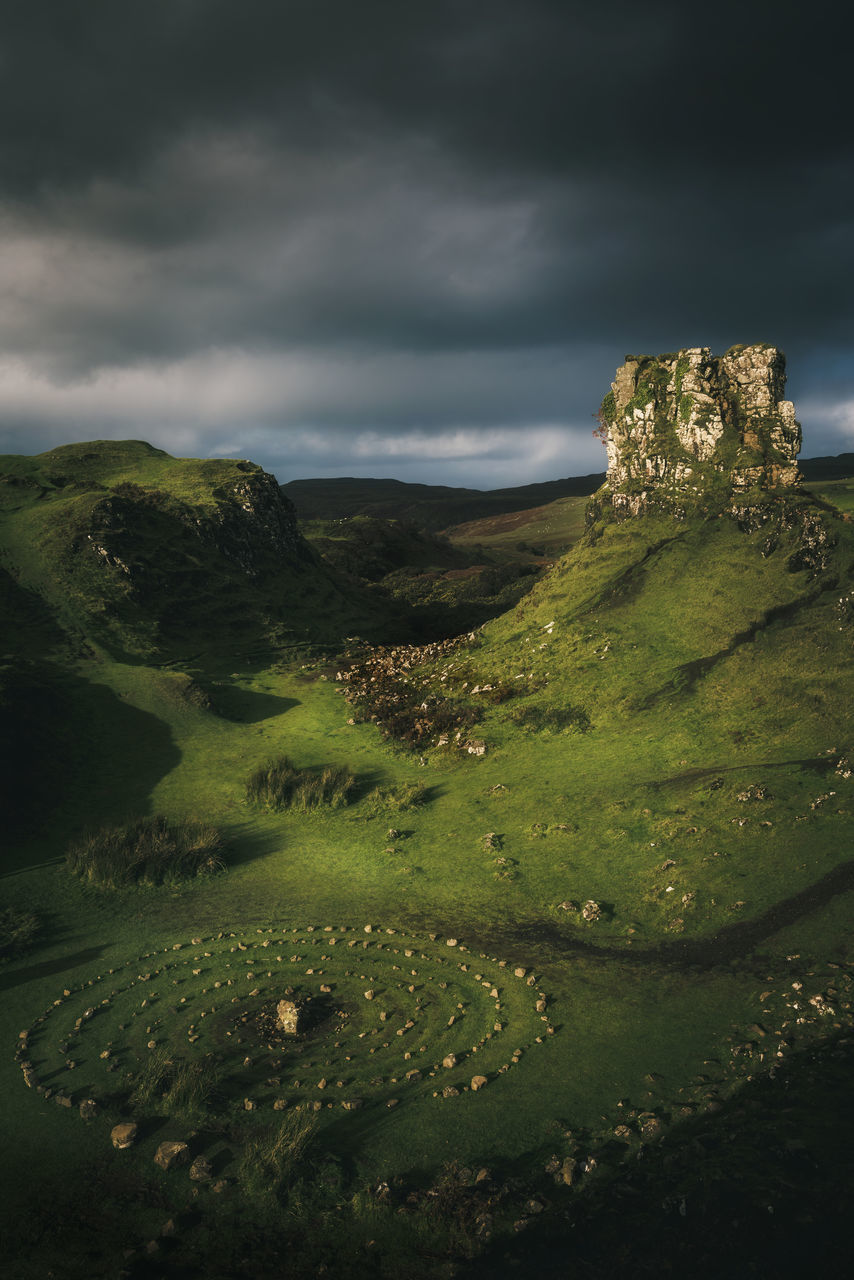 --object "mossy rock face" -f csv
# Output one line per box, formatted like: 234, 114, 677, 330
598, 346, 802, 518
